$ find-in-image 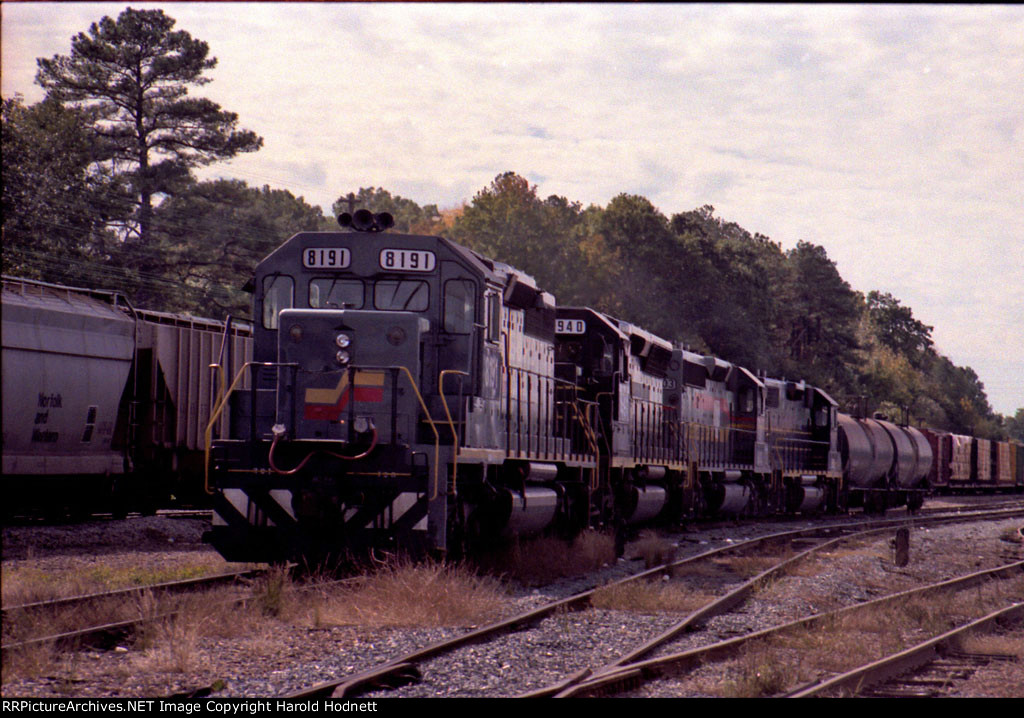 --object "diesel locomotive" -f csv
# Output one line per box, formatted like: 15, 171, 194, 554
206, 210, 1008, 564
